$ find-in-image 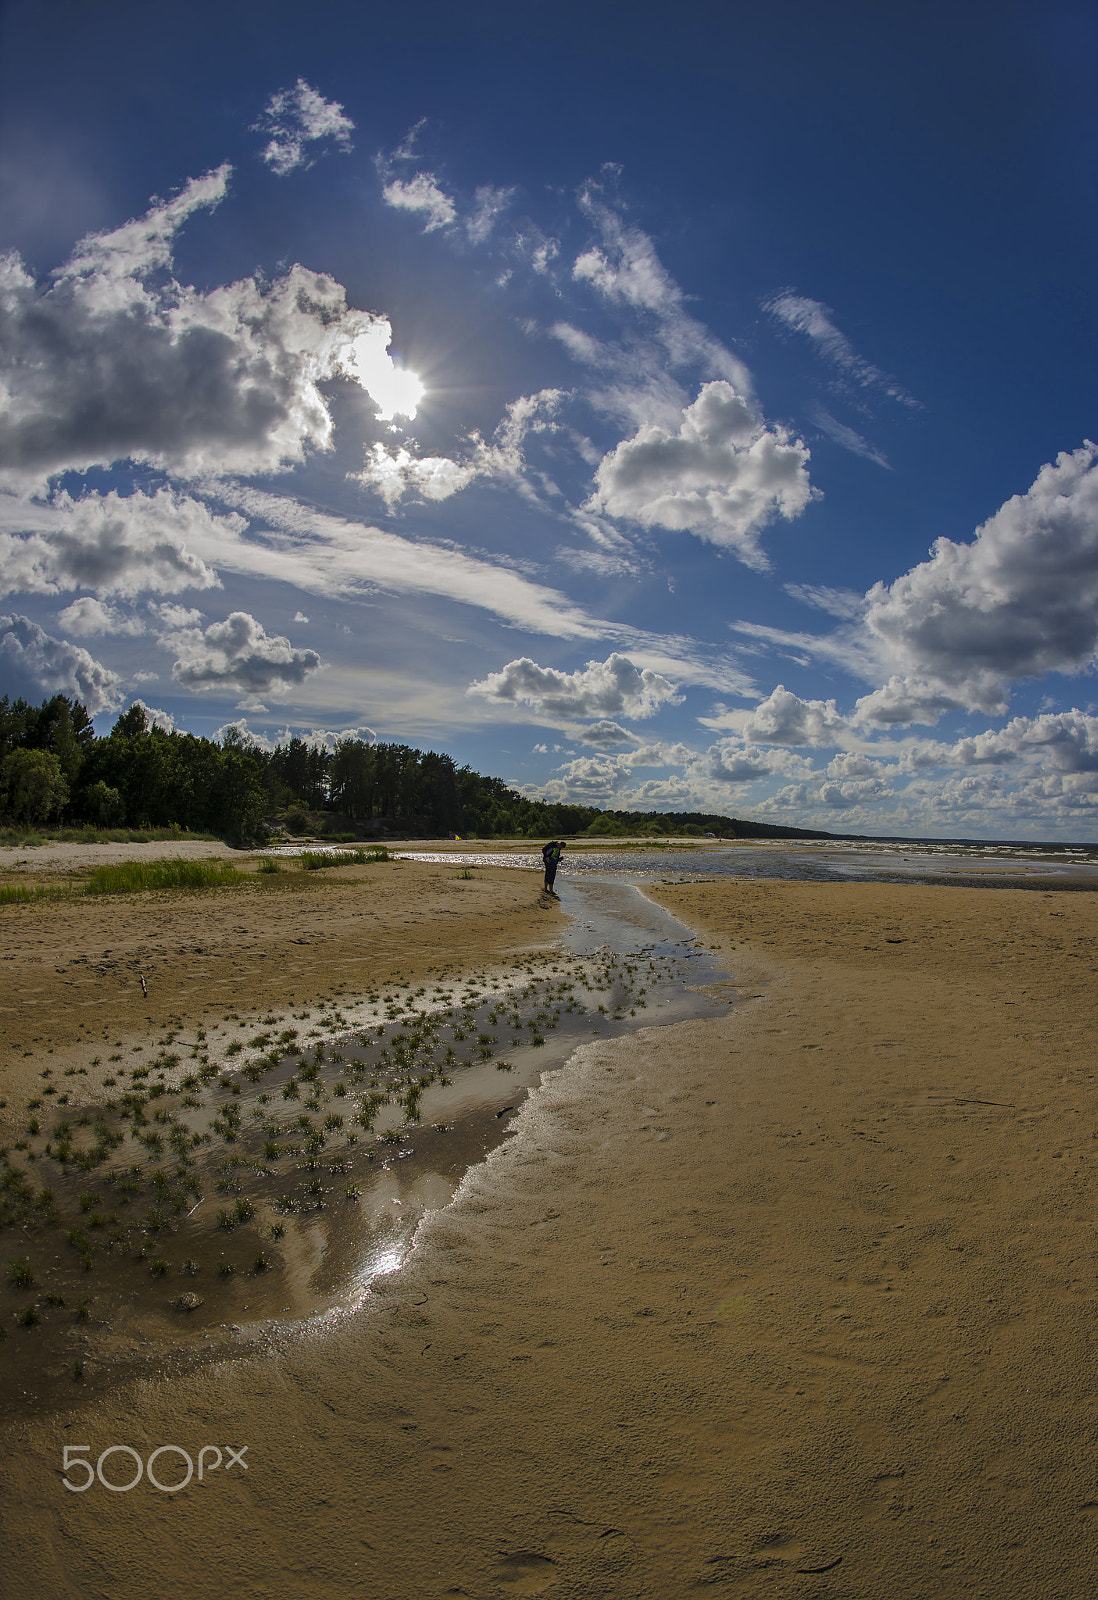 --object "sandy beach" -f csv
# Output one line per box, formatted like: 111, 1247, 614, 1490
2, 853, 1097, 1598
